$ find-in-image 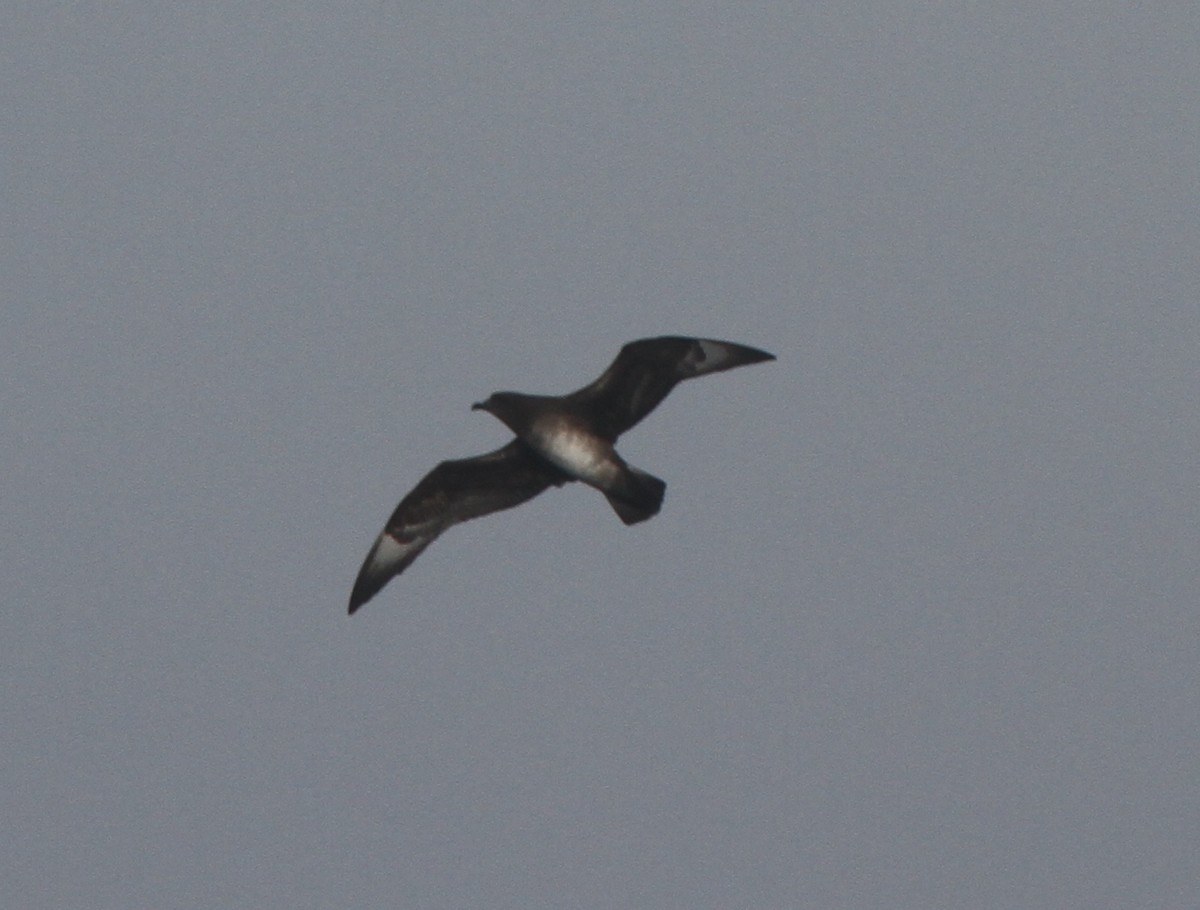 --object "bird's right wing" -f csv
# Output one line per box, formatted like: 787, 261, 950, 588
348, 441, 568, 614
566, 336, 775, 439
